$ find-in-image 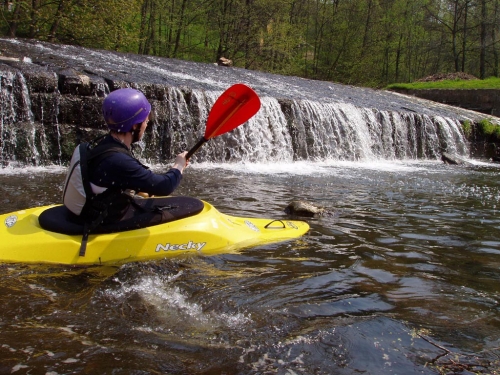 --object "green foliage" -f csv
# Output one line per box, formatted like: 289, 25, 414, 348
1, 0, 500, 87
0, 0, 142, 51
478, 119, 500, 140
462, 121, 472, 137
